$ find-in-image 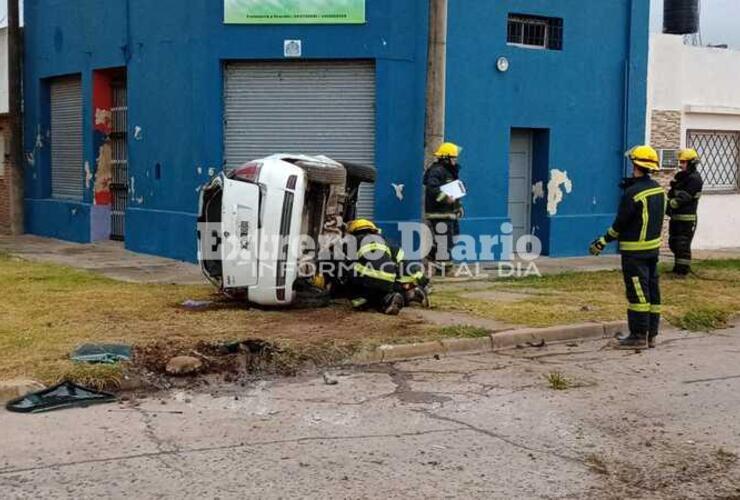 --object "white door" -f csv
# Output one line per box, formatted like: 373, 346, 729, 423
221, 179, 260, 288
508, 131, 533, 246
